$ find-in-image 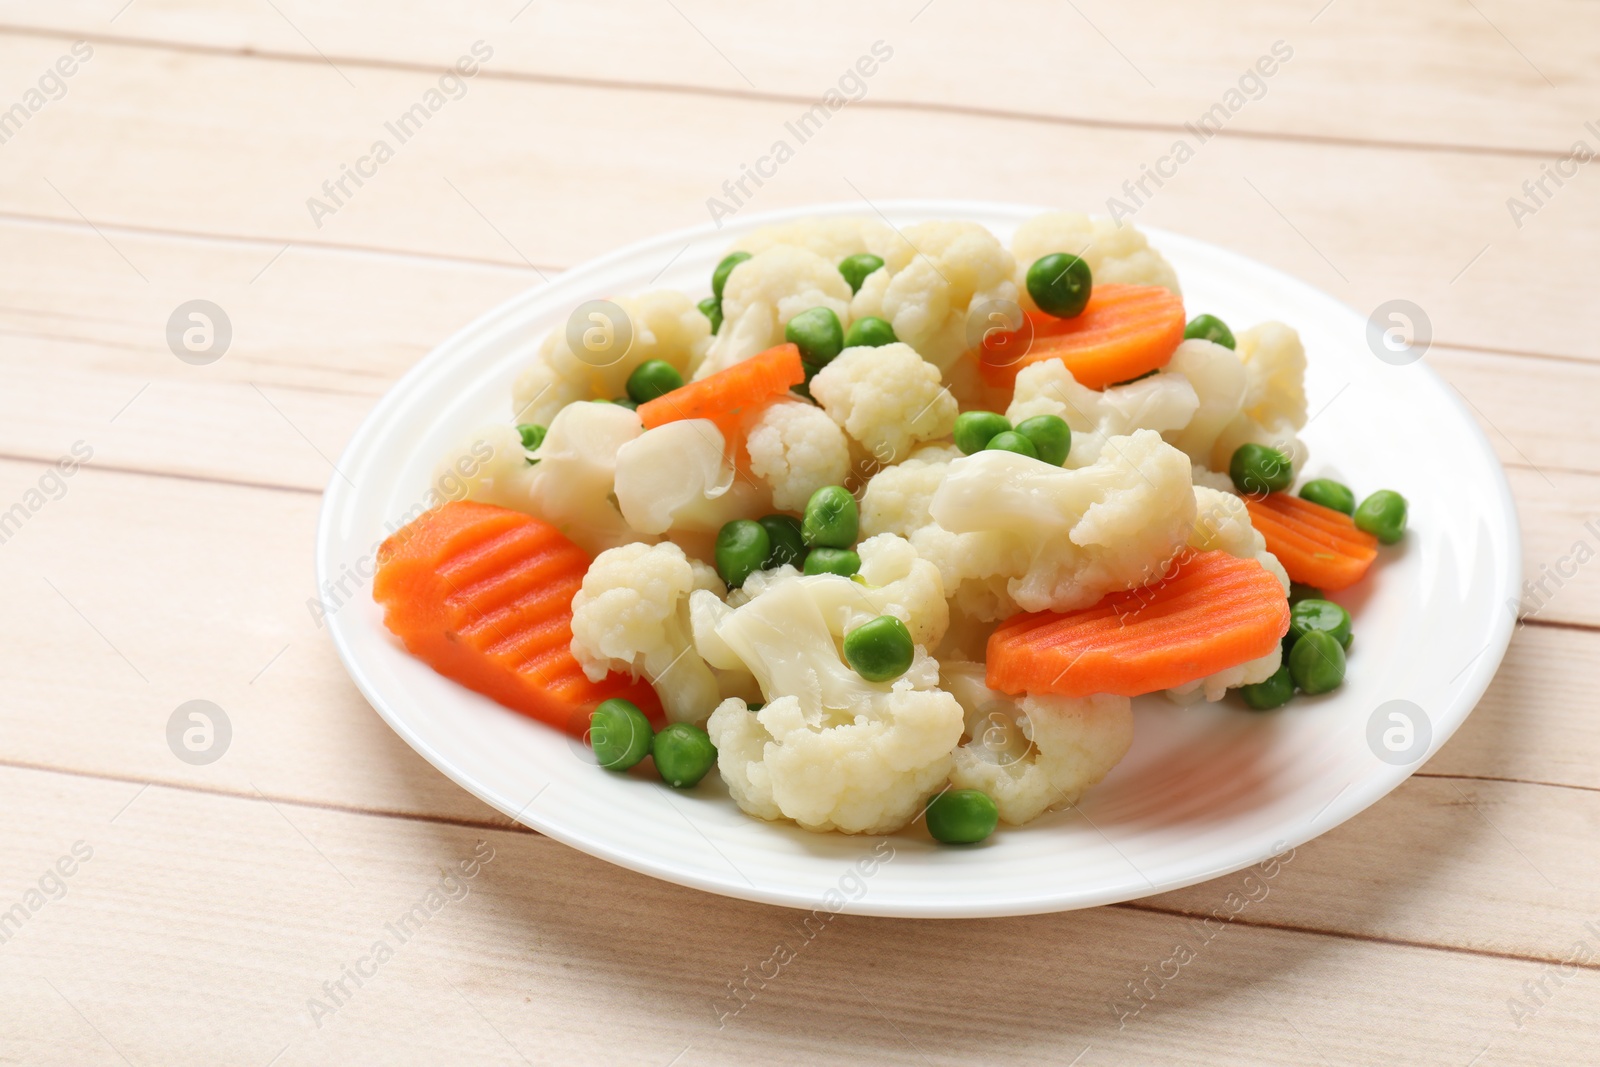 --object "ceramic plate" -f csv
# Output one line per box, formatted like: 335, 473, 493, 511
318, 201, 1519, 918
